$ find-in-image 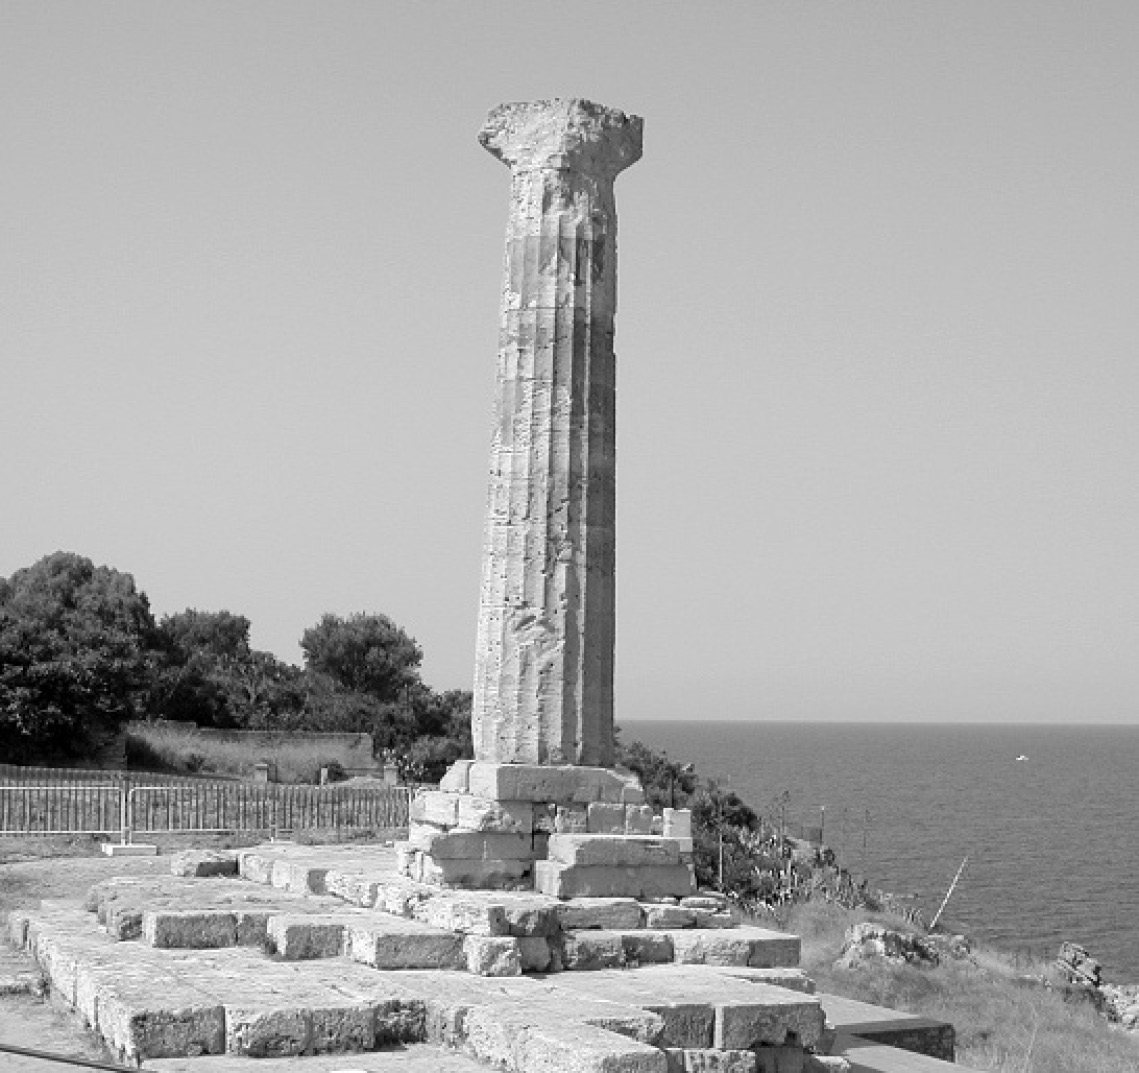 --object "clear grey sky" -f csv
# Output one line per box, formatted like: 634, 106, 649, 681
3, 2, 1136, 724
